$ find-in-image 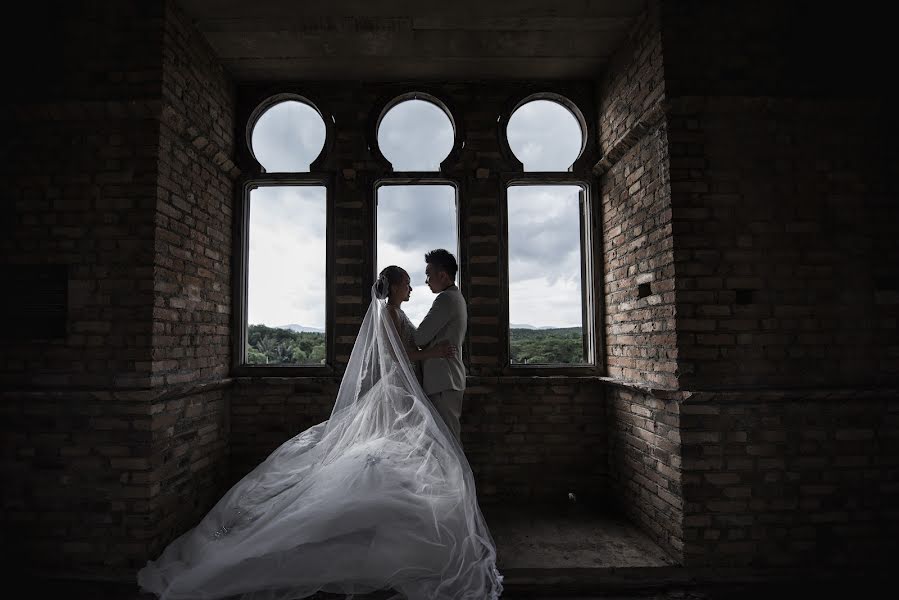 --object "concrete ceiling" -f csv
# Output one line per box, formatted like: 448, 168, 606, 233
176, 0, 646, 81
